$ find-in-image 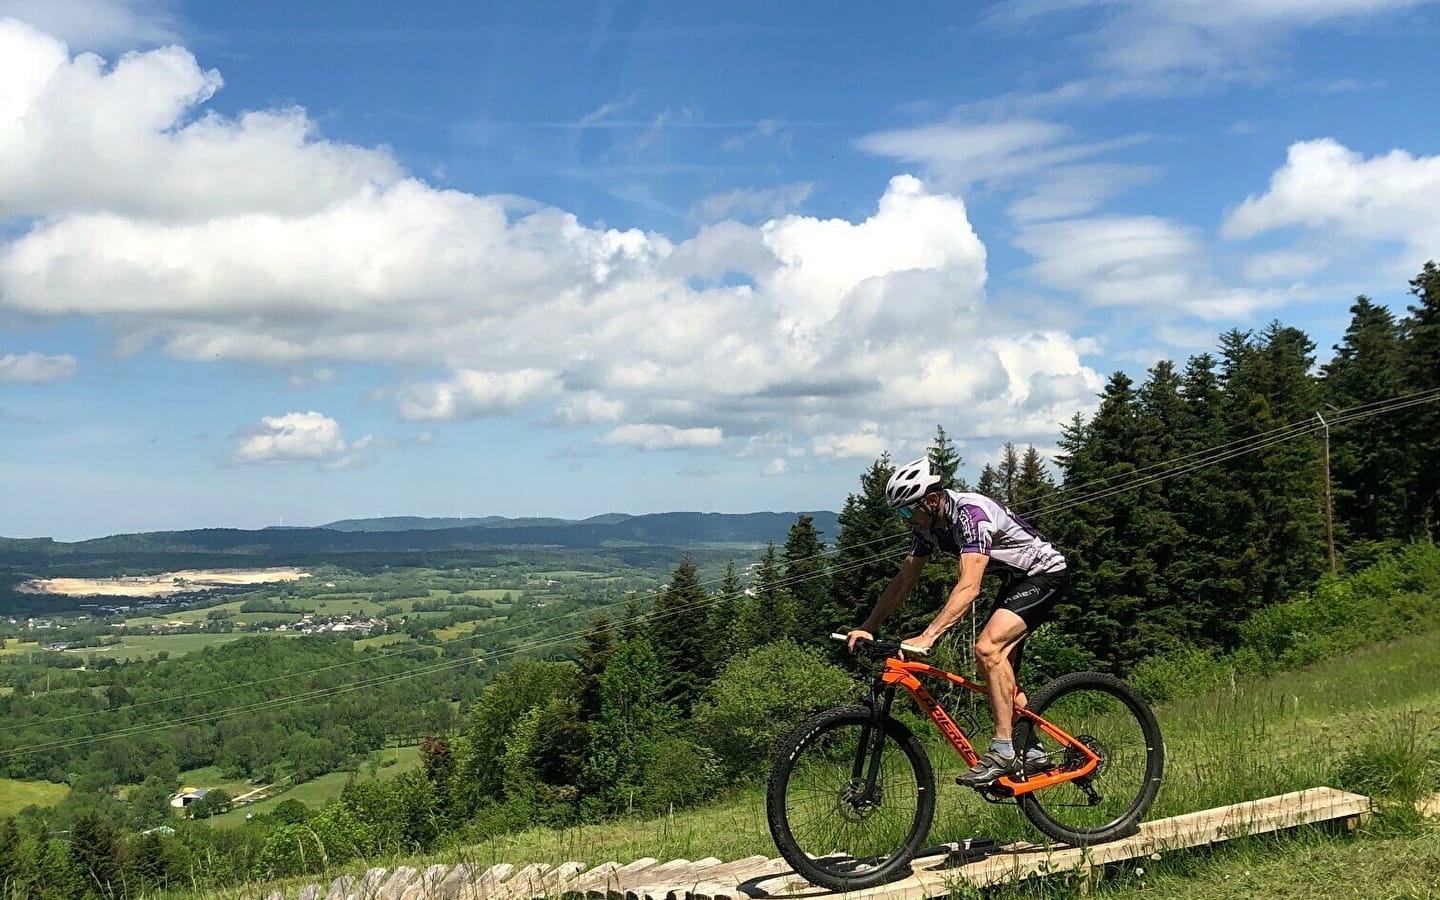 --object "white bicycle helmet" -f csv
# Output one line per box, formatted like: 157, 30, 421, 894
886, 456, 942, 508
